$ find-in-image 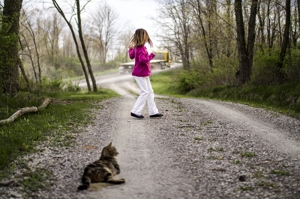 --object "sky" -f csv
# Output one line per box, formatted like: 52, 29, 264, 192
0, 0, 159, 34
107, 0, 159, 33
0, 0, 161, 48
87, 0, 161, 50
